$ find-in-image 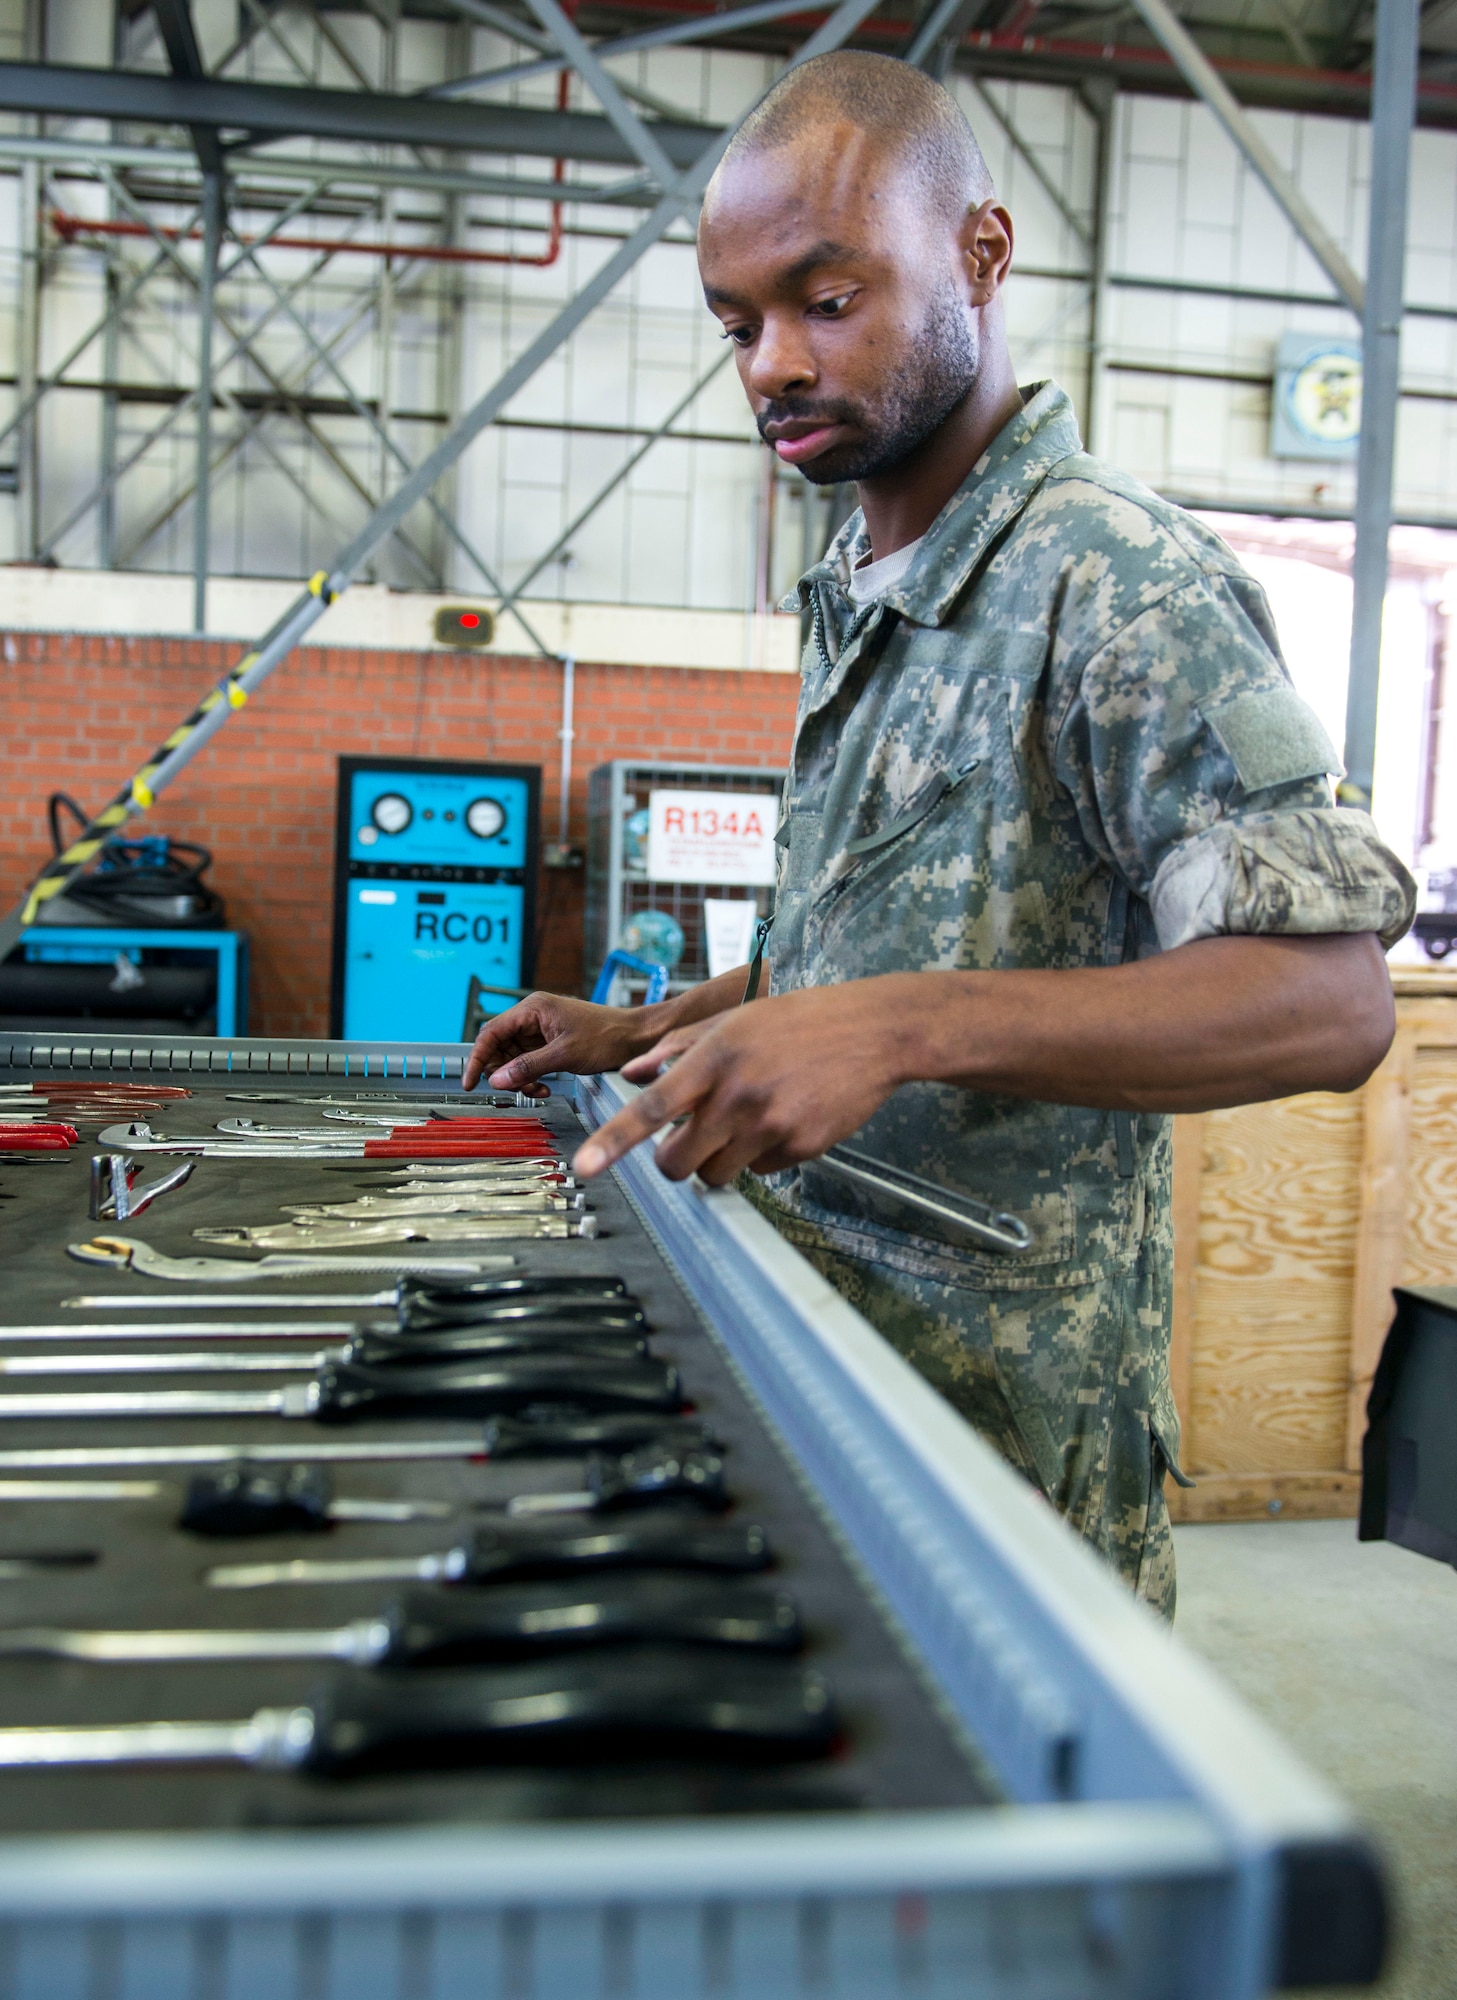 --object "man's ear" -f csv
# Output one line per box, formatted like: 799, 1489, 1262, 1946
959, 199, 1014, 305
